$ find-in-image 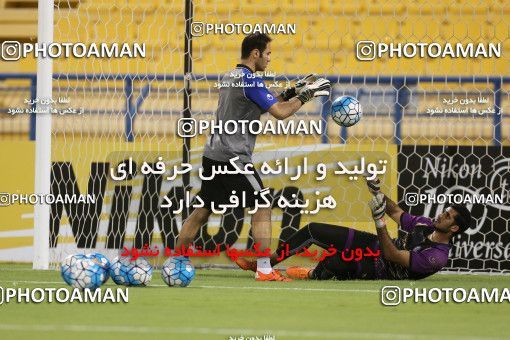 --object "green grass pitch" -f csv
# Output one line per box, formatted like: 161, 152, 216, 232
0, 263, 509, 339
